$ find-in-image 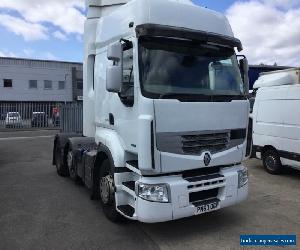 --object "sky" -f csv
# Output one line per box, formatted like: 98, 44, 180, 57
0, 0, 299, 66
